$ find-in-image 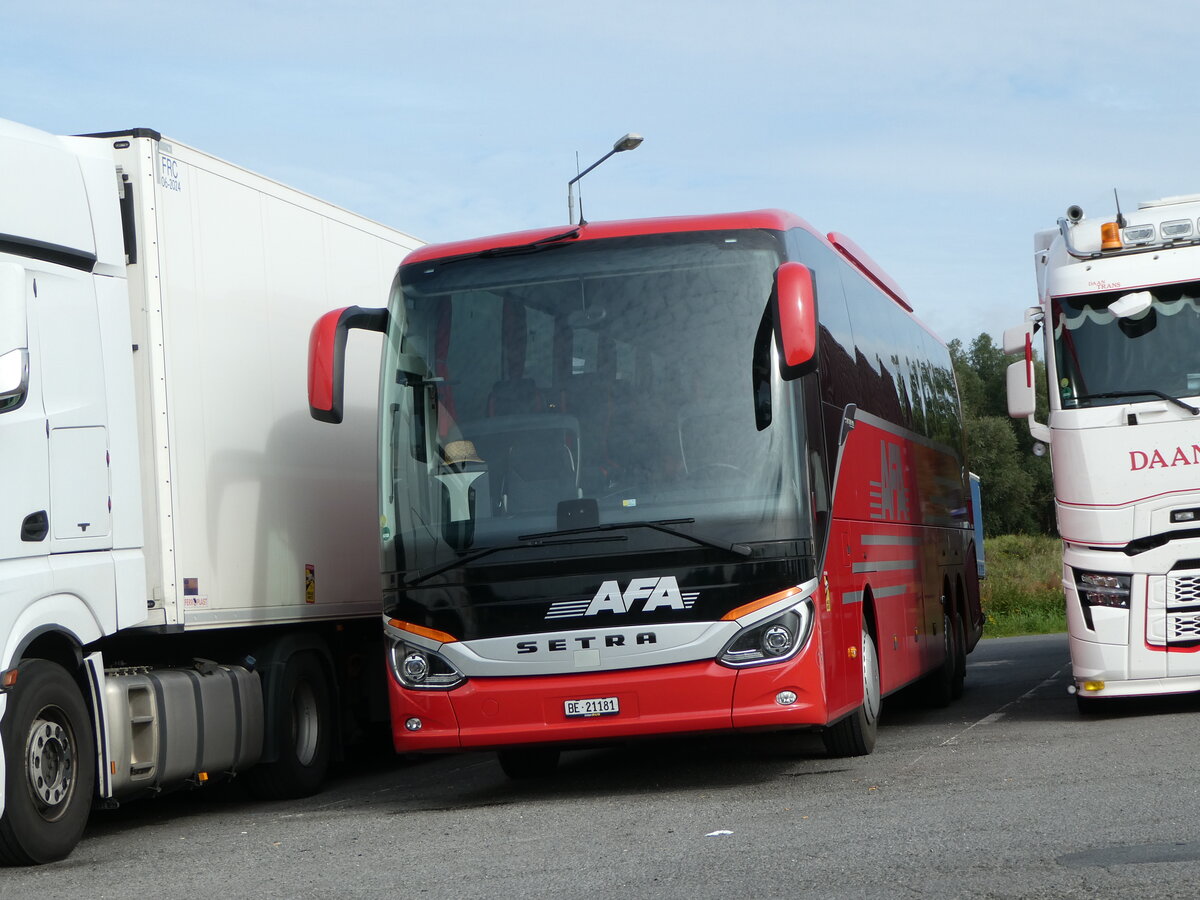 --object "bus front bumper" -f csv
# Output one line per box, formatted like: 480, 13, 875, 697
387, 651, 830, 753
